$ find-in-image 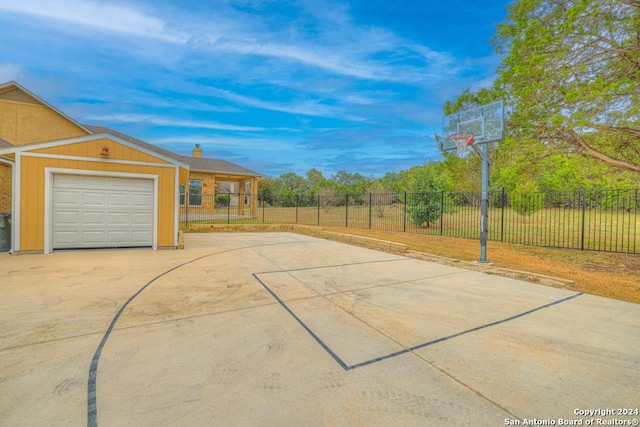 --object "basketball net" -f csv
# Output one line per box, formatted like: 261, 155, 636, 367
448, 131, 475, 157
